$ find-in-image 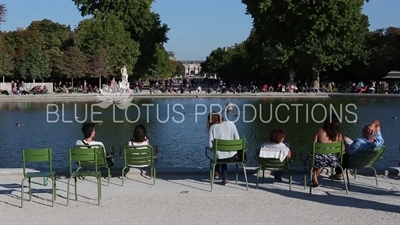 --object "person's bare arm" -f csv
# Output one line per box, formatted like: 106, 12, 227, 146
287, 149, 292, 158
313, 129, 320, 142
